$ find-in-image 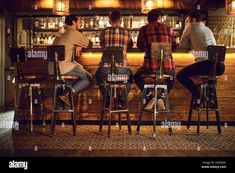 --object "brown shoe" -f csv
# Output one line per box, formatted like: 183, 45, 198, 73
58, 90, 71, 107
